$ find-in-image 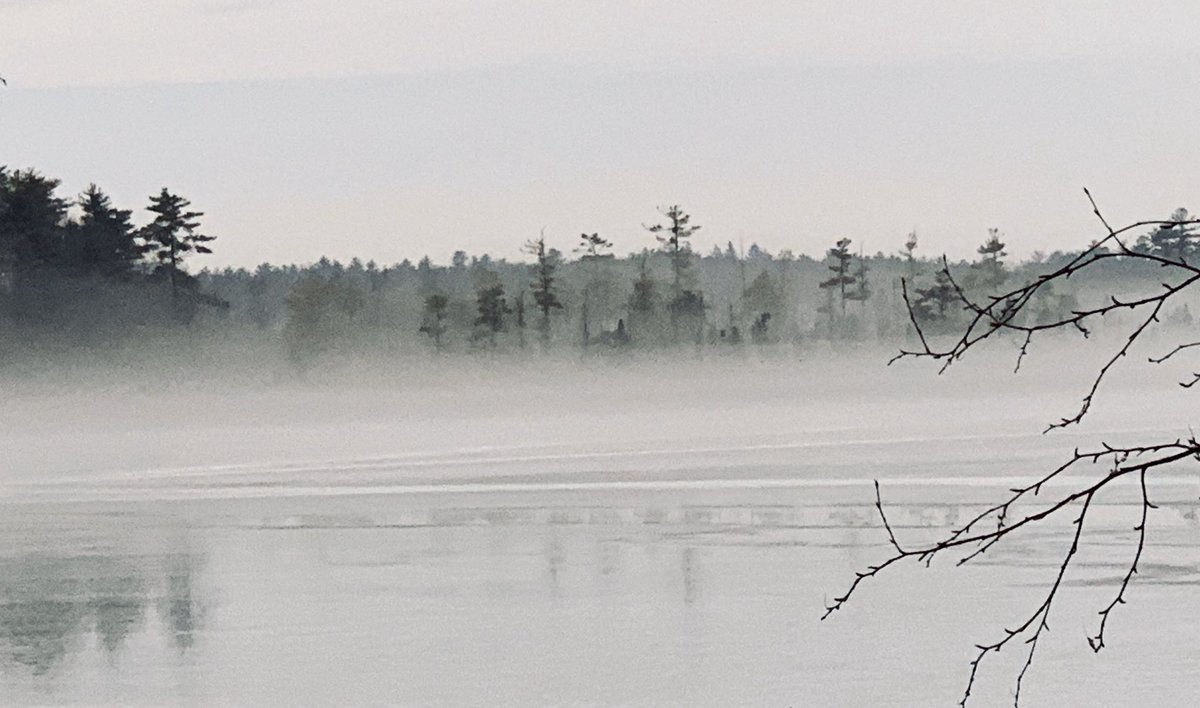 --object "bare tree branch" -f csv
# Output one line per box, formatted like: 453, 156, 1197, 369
830, 196, 1200, 705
